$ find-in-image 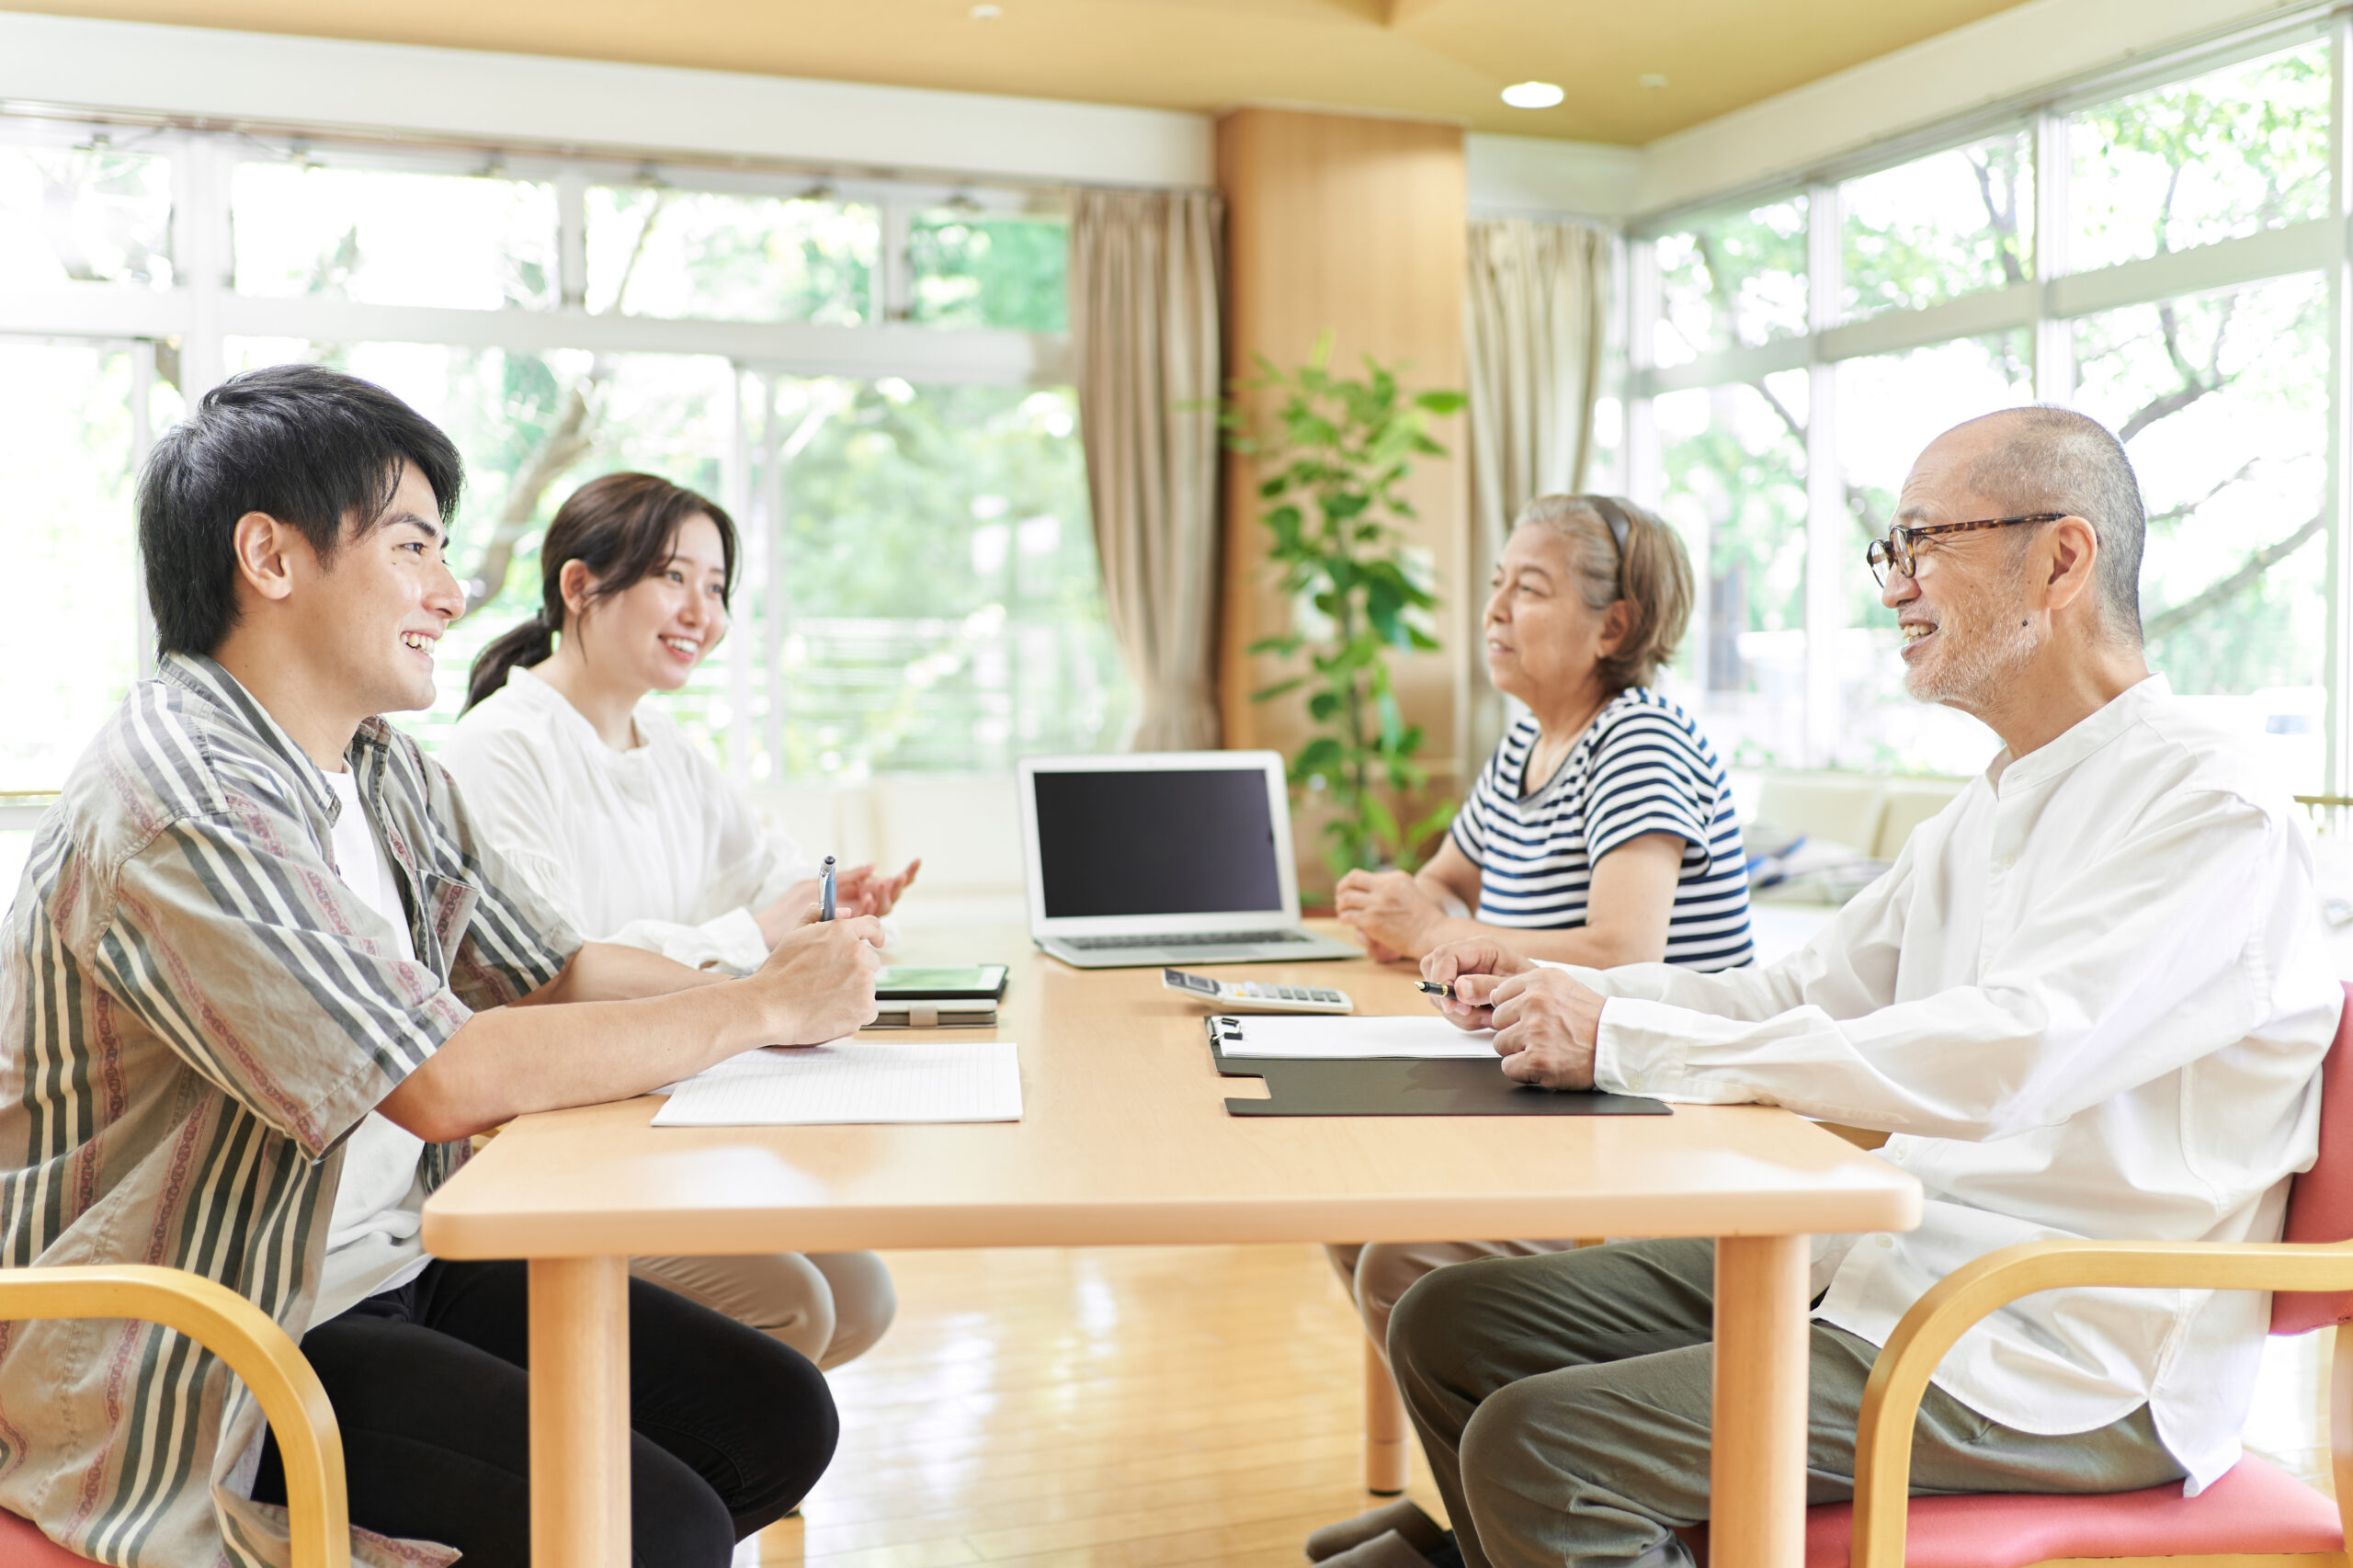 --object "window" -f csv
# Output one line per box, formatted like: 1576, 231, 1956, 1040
0, 341, 179, 795
1652, 199, 1808, 369
1652, 378, 1811, 766
0, 133, 174, 290
1630, 25, 2343, 790
756, 379, 1121, 776
1842, 132, 2031, 318
906, 207, 1069, 331
0, 120, 1125, 810
233, 162, 559, 310
2072, 276, 2328, 785
585, 186, 876, 324
2070, 40, 2329, 273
